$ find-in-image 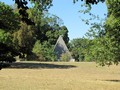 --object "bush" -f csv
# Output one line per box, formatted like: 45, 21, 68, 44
60, 53, 71, 62
32, 40, 57, 61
